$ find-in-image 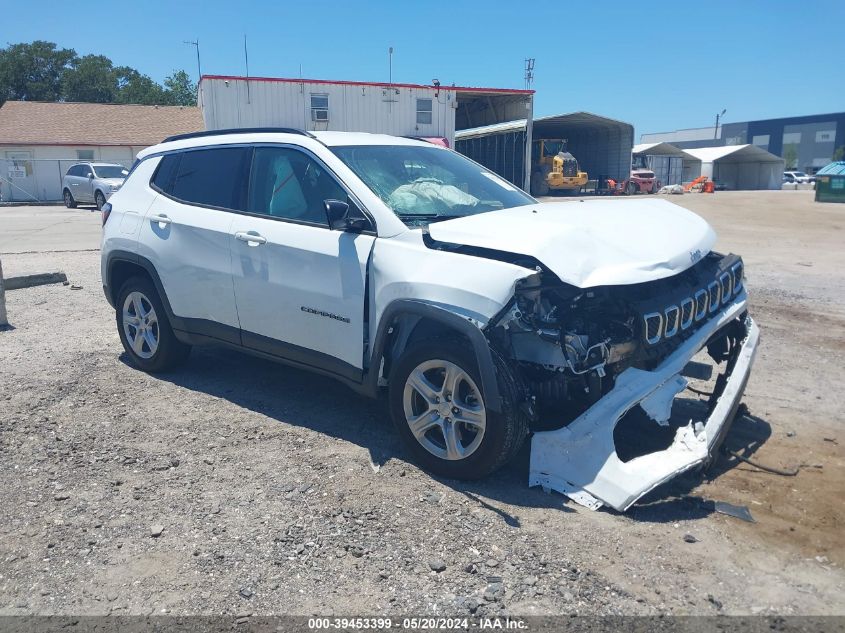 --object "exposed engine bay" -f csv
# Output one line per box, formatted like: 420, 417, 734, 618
487, 252, 746, 428
420, 206, 758, 513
